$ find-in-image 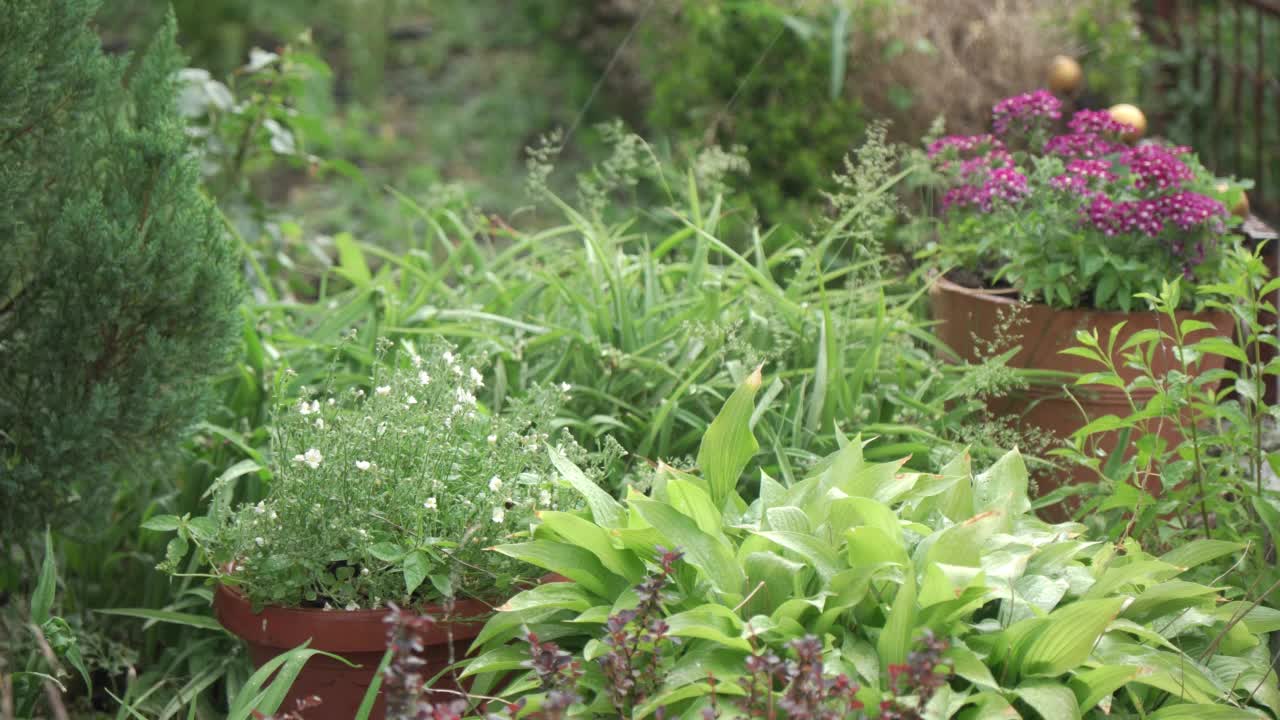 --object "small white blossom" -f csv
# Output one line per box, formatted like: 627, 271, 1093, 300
355, 460, 372, 471
539, 489, 553, 506
488, 476, 503, 492
293, 448, 323, 469
314, 417, 325, 430
455, 387, 476, 405
327, 398, 336, 405
487, 434, 497, 444
443, 350, 456, 365
254, 536, 266, 546
406, 395, 417, 405
361, 567, 370, 576
298, 400, 320, 415
419, 370, 431, 385
491, 506, 506, 523
423, 497, 438, 510
253, 502, 266, 514
560, 382, 571, 393
269, 511, 278, 521
345, 602, 359, 611
452, 364, 464, 377
469, 367, 484, 386
375, 385, 391, 396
